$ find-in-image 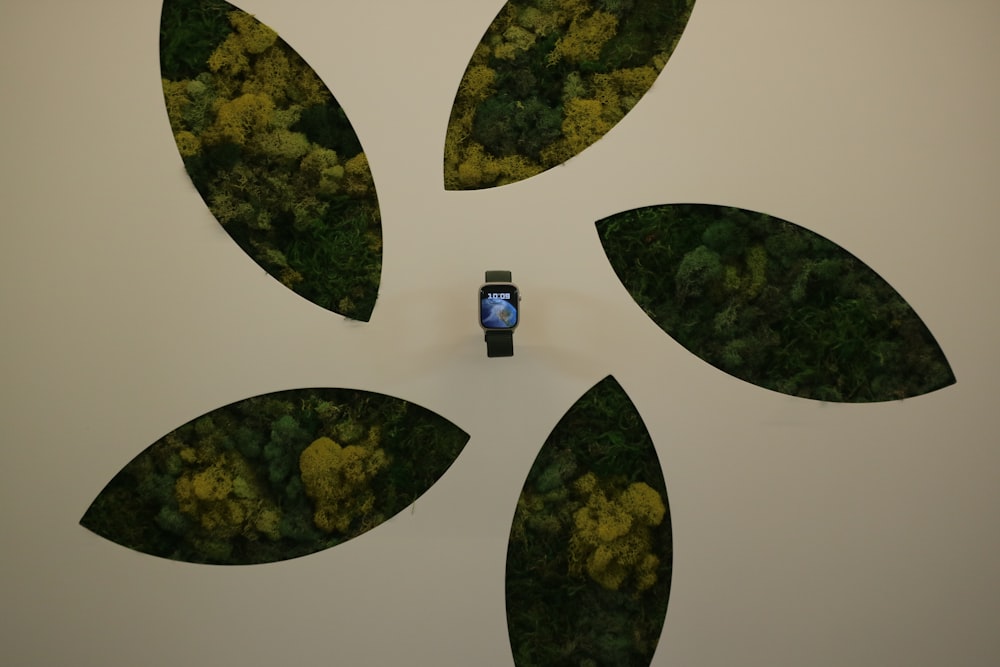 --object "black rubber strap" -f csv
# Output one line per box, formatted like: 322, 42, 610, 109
484, 271, 514, 357
485, 330, 514, 357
